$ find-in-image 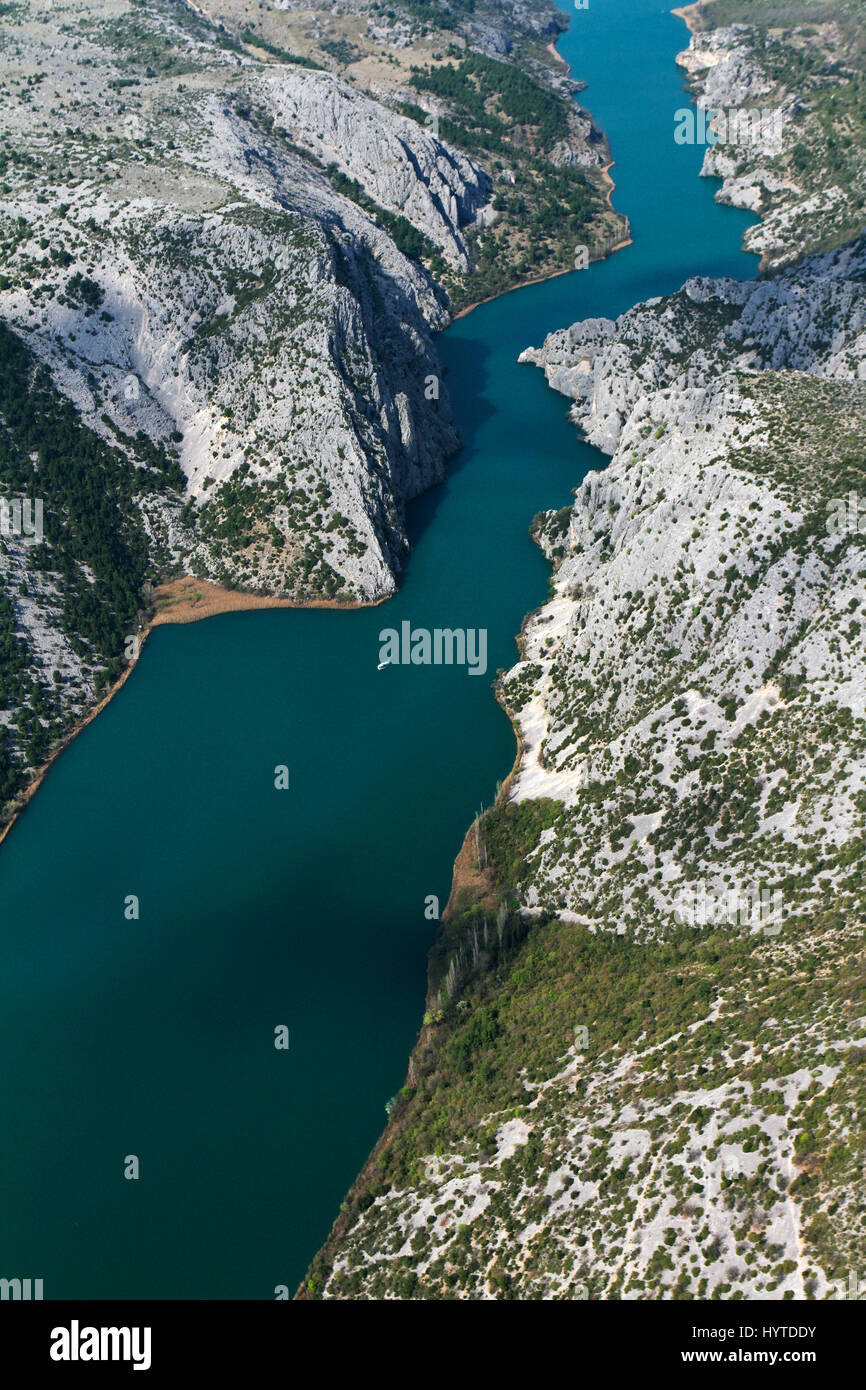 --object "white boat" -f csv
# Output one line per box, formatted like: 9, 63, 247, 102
377, 660, 390, 670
